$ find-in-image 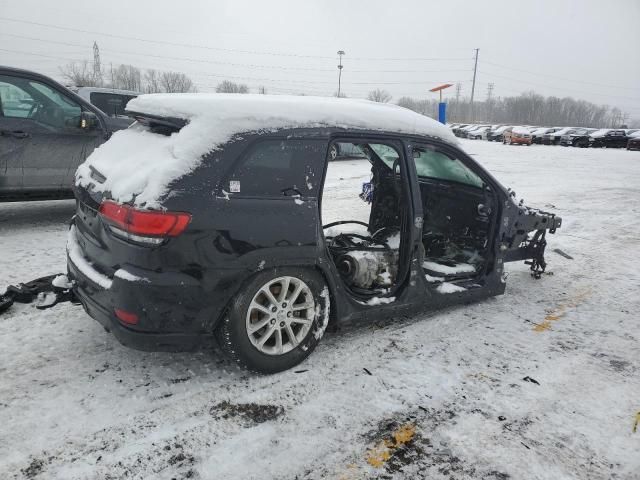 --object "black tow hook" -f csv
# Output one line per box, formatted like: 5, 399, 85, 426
0, 274, 78, 315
